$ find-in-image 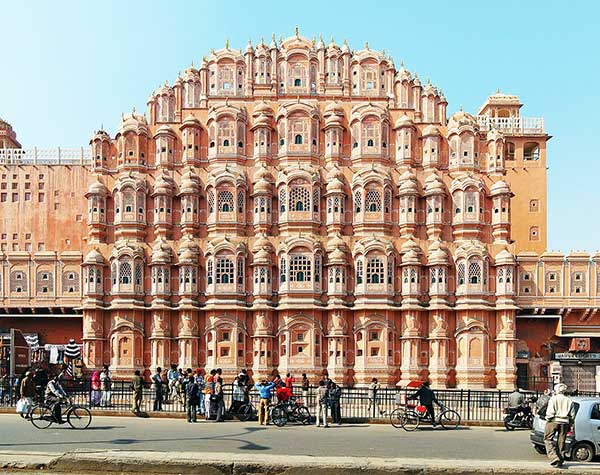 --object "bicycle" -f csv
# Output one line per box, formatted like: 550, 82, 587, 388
234, 400, 256, 422
30, 398, 92, 430
391, 404, 460, 431
269, 397, 311, 427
